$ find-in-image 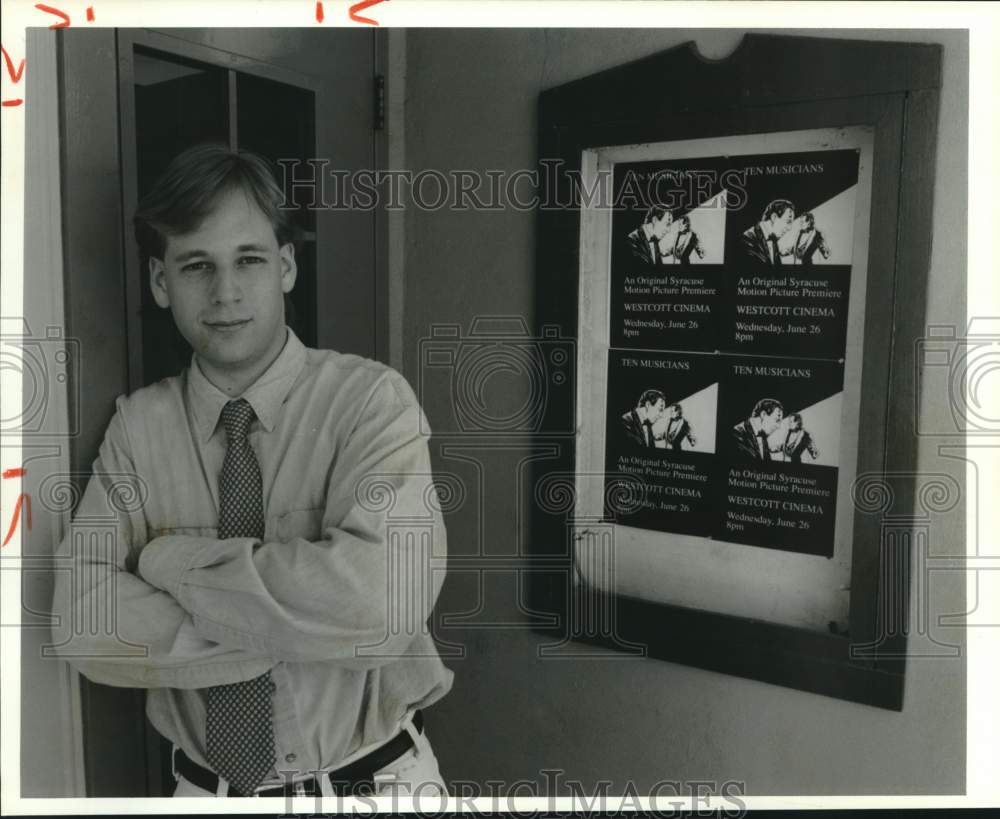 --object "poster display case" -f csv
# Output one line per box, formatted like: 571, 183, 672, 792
529, 35, 943, 709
